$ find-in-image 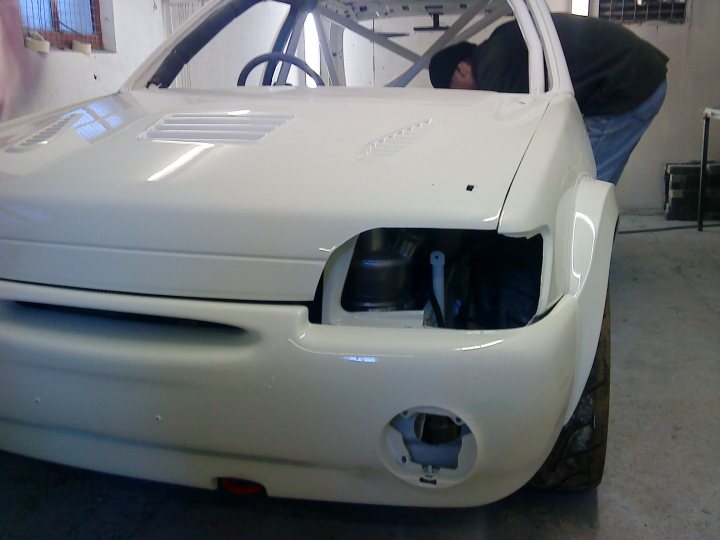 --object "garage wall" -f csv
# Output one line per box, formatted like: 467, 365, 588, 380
0, 0, 165, 122
180, 2, 299, 89
617, 3, 720, 211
